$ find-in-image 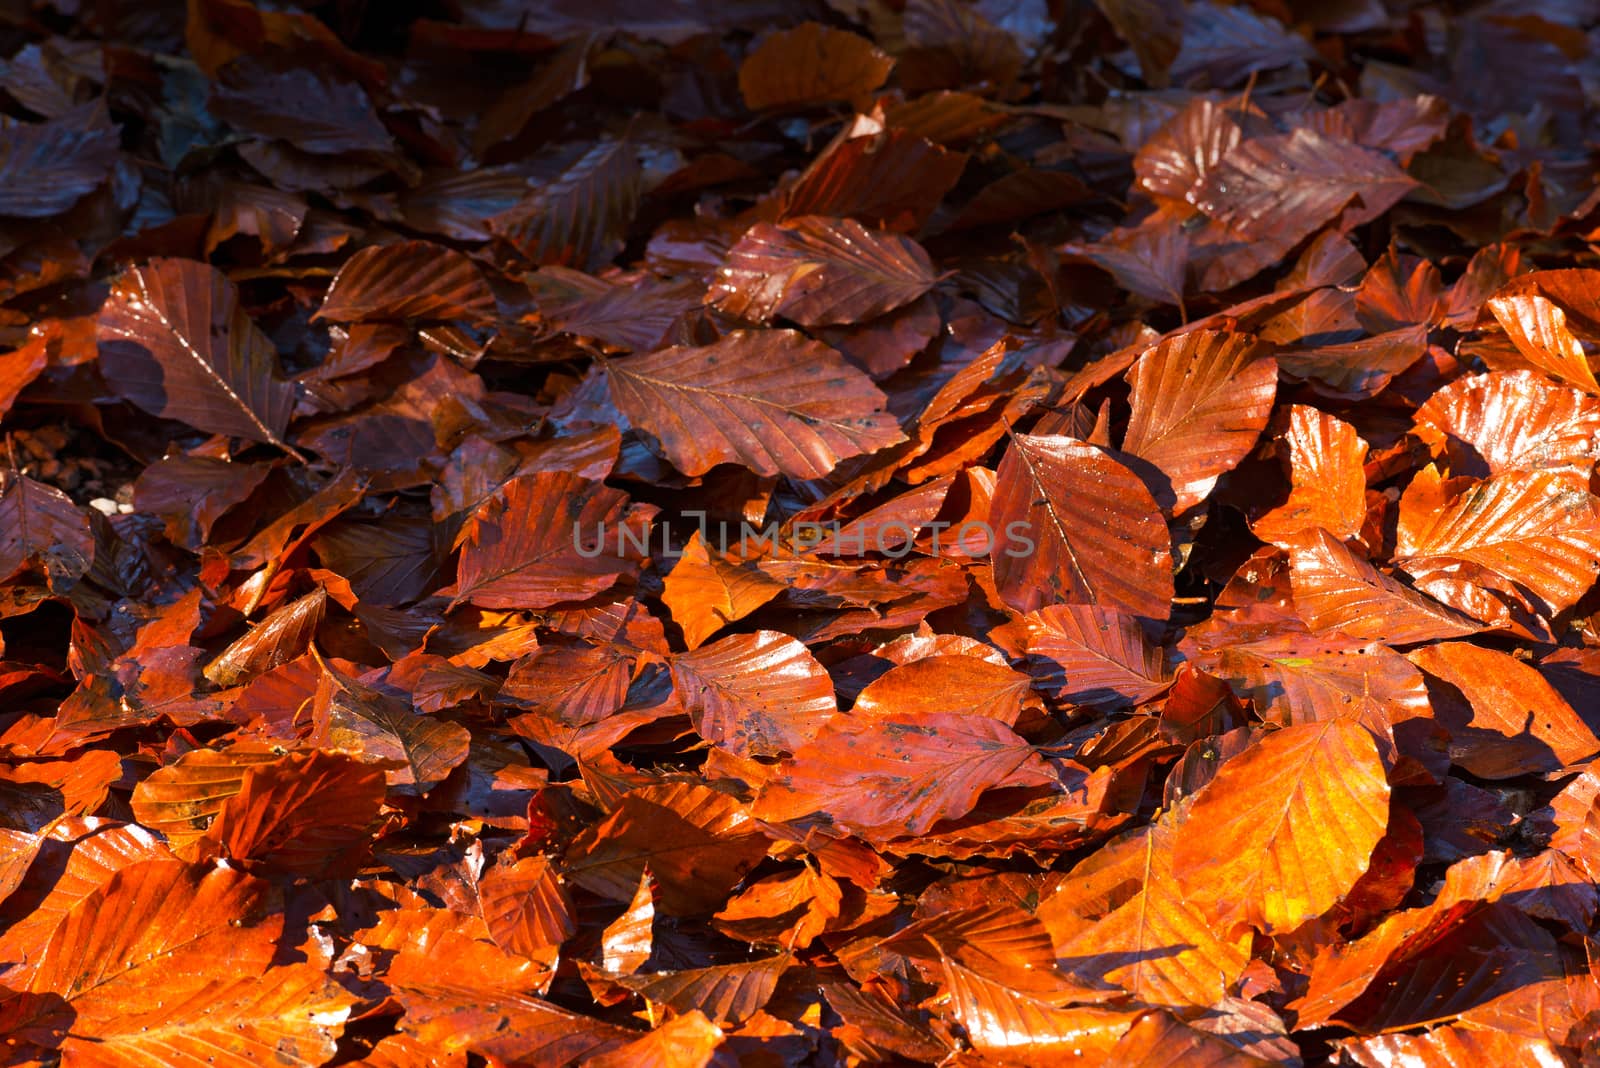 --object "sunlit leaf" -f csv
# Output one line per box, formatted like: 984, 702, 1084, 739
1121, 329, 1276, 514
1172, 720, 1391, 934
669, 629, 837, 757
990, 433, 1174, 620
97, 258, 300, 454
